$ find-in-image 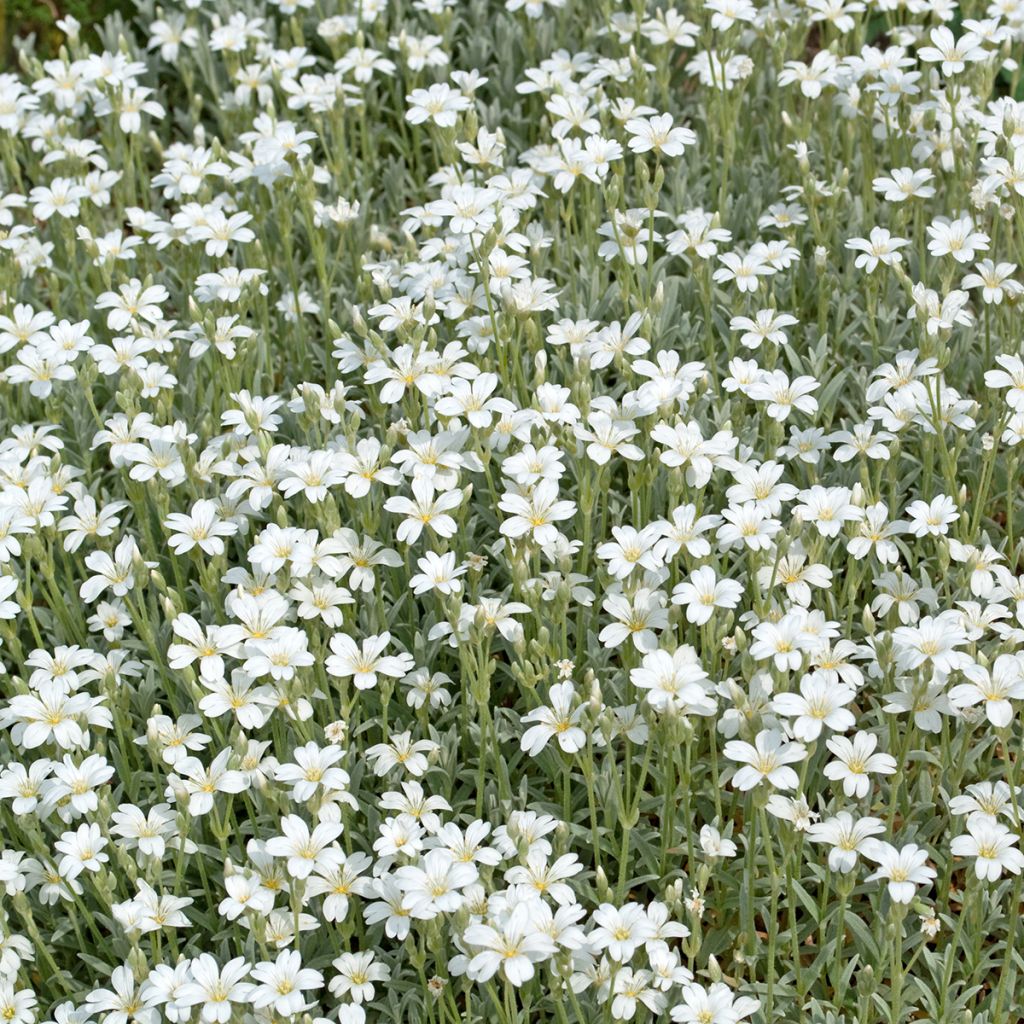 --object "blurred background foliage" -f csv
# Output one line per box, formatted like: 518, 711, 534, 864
1, 0, 133, 64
